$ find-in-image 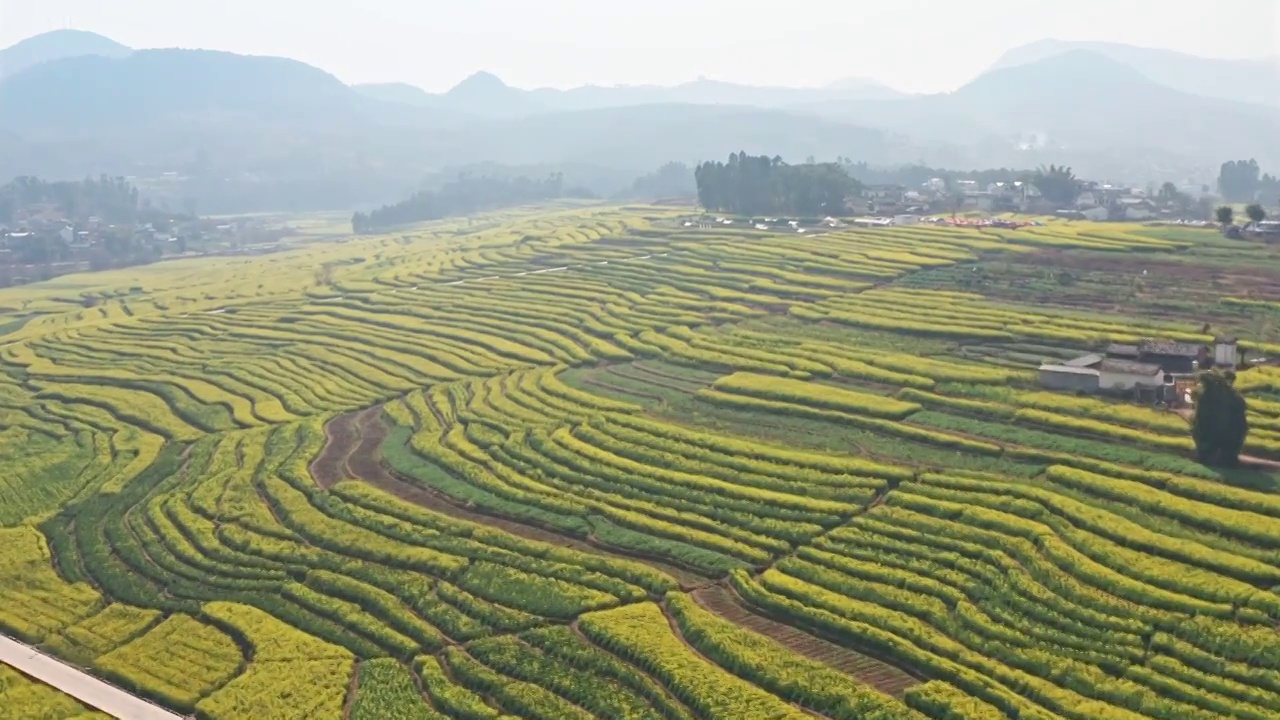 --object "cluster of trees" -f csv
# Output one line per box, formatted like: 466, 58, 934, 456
1218, 159, 1280, 204
0, 175, 163, 226
622, 162, 695, 201
1192, 372, 1248, 467
695, 154, 860, 216
1029, 164, 1079, 206
1215, 204, 1268, 227
352, 173, 589, 232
